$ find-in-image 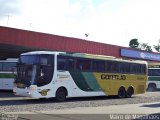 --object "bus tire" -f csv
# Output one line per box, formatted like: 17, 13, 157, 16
147, 84, 157, 92
55, 87, 67, 102
126, 87, 134, 98
118, 87, 126, 98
